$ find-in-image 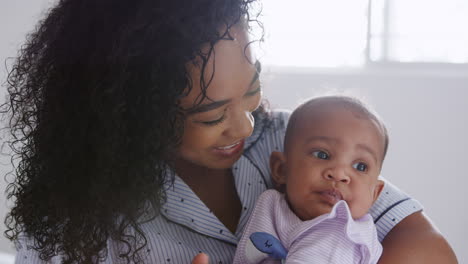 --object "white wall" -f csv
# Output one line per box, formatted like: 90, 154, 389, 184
1, 1, 467, 263
0, 0, 57, 256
